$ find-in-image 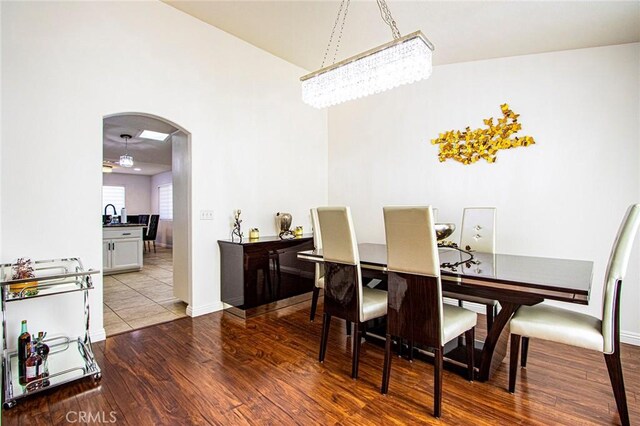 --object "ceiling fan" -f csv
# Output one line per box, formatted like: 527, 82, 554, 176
102, 160, 120, 173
